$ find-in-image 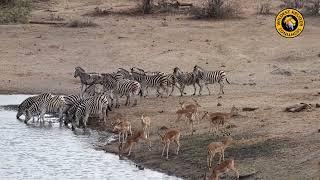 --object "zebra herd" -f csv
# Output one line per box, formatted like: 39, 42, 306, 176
80, 65, 230, 99
16, 65, 230, 131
